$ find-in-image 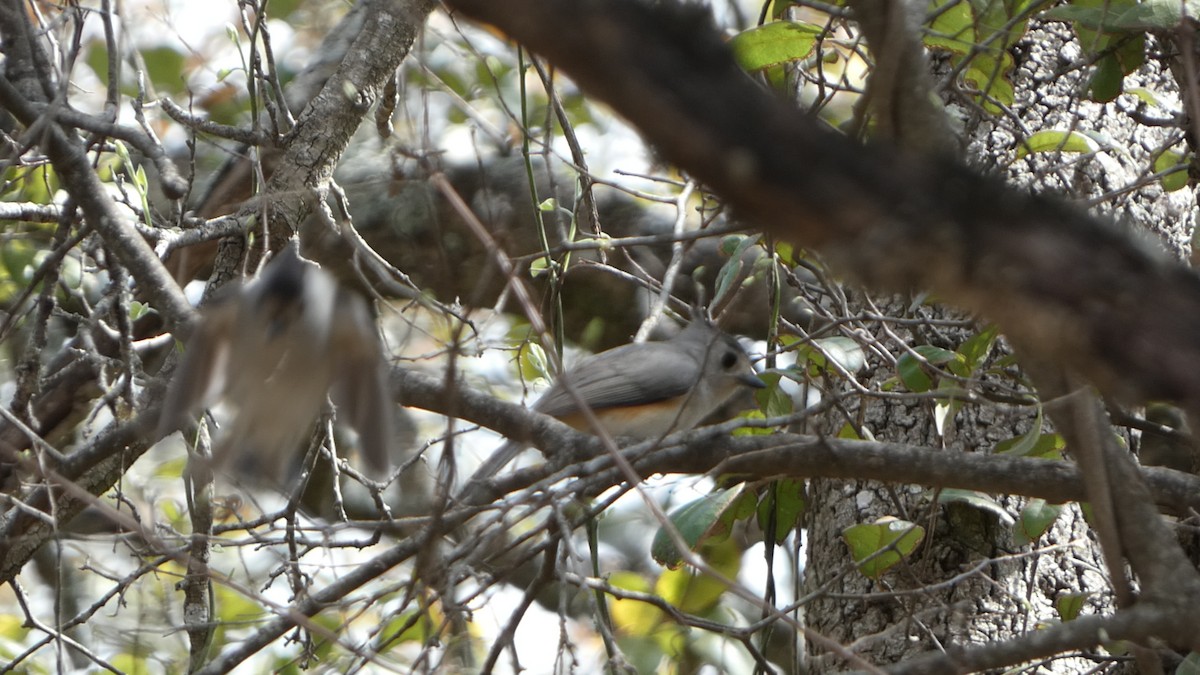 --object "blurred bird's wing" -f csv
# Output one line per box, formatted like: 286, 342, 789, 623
157, 299, 238, 439
328, 293, 394, 474
534, 342, 699, 417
